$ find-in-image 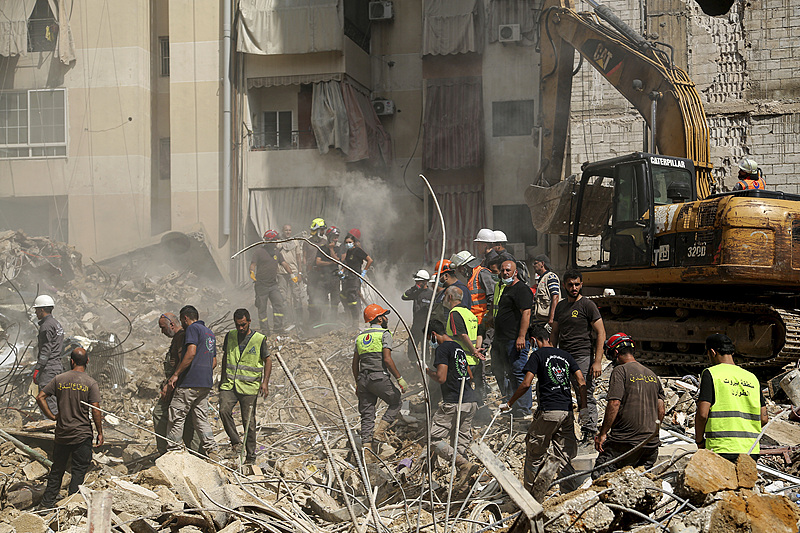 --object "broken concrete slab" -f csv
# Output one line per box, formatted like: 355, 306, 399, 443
678, 449, 738, 504
735, 454, 757, 489
108, 478, 162, 517
762, 417, 800, 446
10, 512, 46, 533
542, 489, 615, 533
22, 460, 48, 480
155, 451, 225, 530
593, 466, 660, 513
708, 490, 800, 533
